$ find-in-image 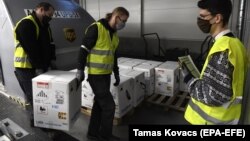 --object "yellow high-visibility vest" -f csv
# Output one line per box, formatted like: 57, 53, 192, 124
87, 22, 119, 74
14, 15, 52, 68
14, 15, 39, 68
184, 36, 247, 125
